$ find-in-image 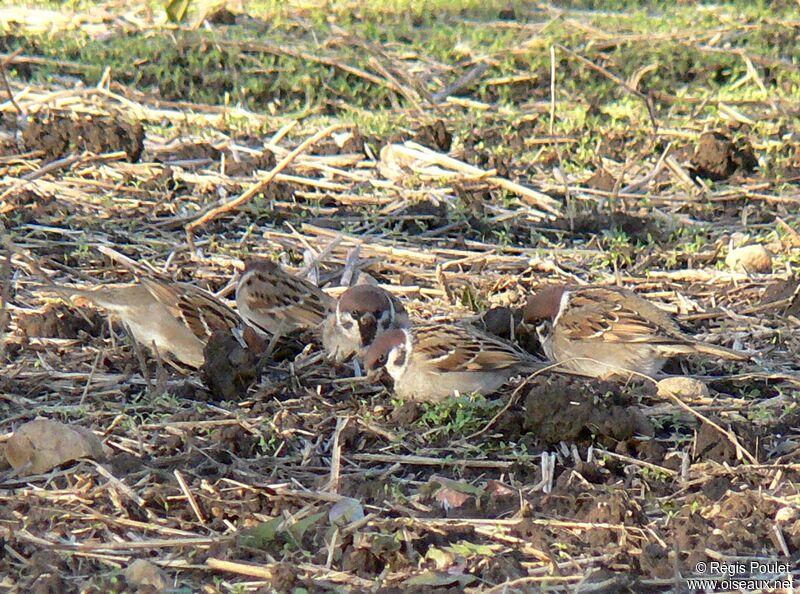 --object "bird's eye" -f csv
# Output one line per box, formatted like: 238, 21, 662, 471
351, 311, 362, 320
378, 354, 387, 365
